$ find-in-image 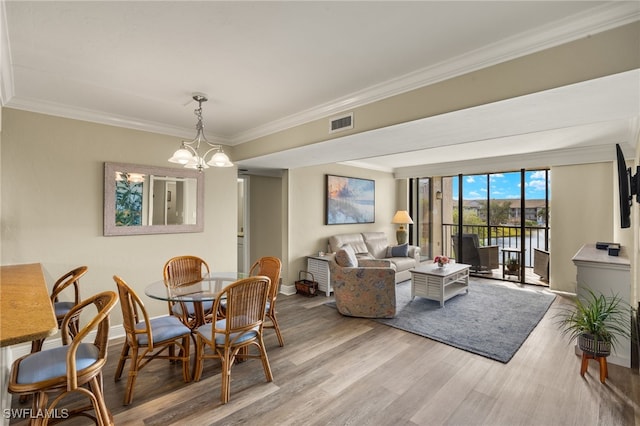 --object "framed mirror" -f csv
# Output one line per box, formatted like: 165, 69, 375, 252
104, 162, 204, 236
